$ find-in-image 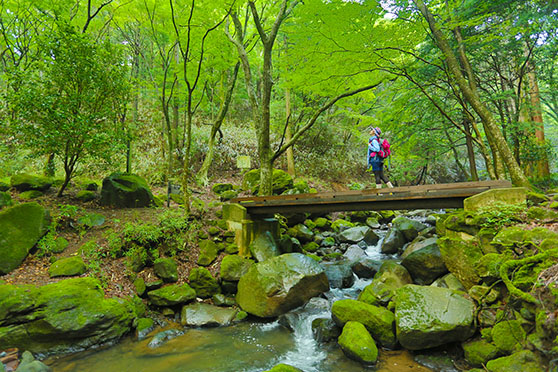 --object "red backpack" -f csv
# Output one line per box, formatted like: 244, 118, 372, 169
369, 138, 391, 159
